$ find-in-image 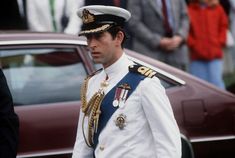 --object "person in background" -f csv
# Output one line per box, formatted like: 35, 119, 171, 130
128, 0, 189, 71
219, 0, 235, 76
219, 0, 231, 15
187, 0, 228, 89
229, 0, 235, 72
185, 0, 190, 5
27, 0, 84, 34
229, 0, 235, 42
72, 5, 181, 158
0, 0, 27, 30
0, 69, 19, 158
